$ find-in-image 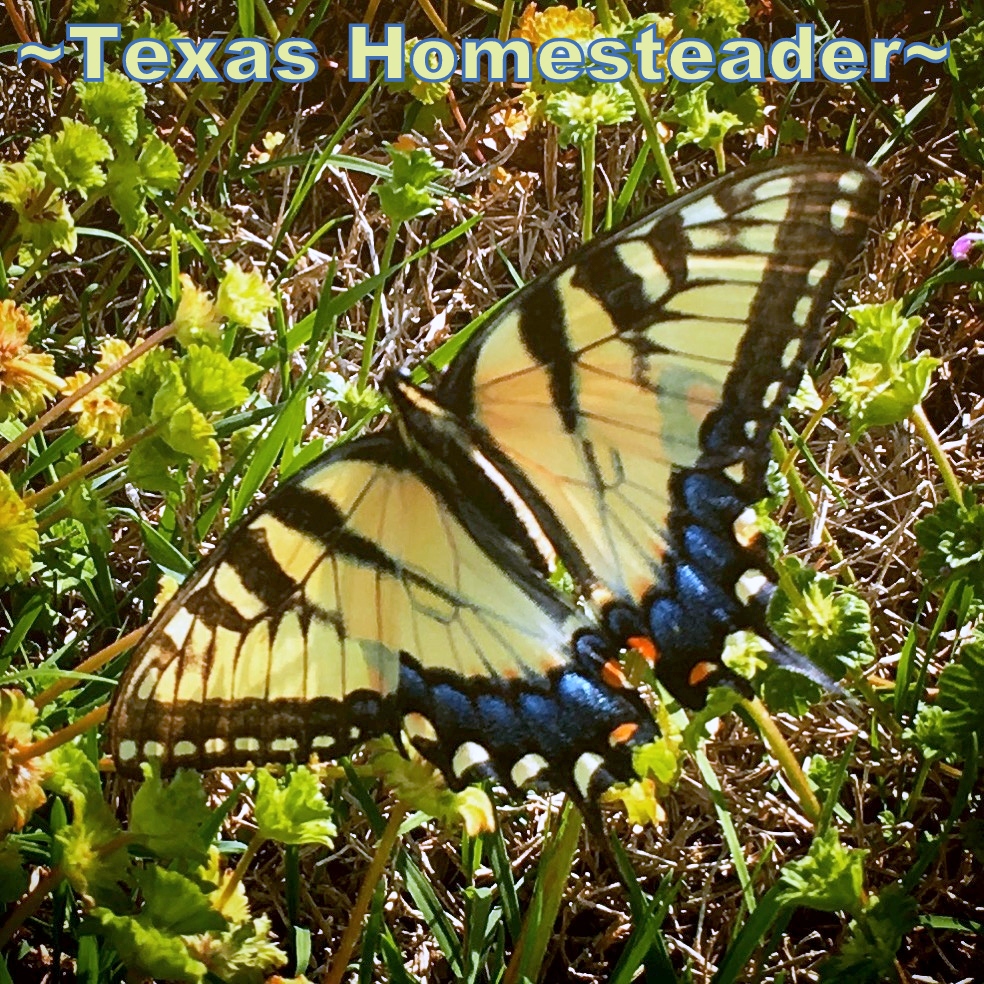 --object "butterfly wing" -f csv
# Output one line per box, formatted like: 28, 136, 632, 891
435, 156, 881, 699
108, 434, 655, 795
